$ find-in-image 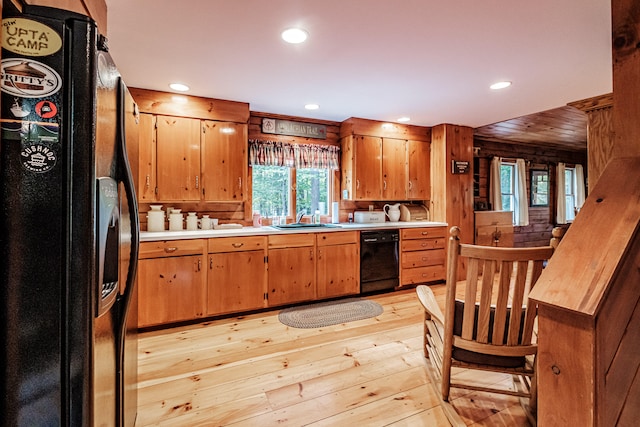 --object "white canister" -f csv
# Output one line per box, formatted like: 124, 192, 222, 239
200, 215, 211, 230
169, 213, 183, 231
186, 212, 198, 230
147, 210, 165, 232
